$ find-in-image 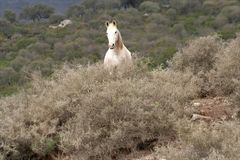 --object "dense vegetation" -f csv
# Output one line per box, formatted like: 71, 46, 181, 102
0, 35, 240, 160
1, 0, 240, 96
1, 1, 240, 160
